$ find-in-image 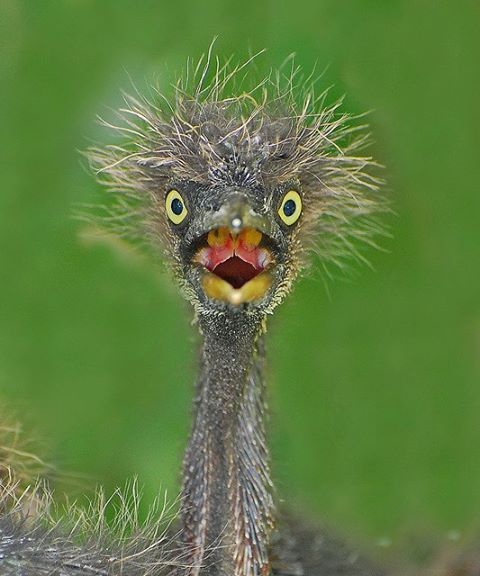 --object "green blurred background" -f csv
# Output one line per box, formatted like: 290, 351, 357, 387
0, 0, 479, 557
